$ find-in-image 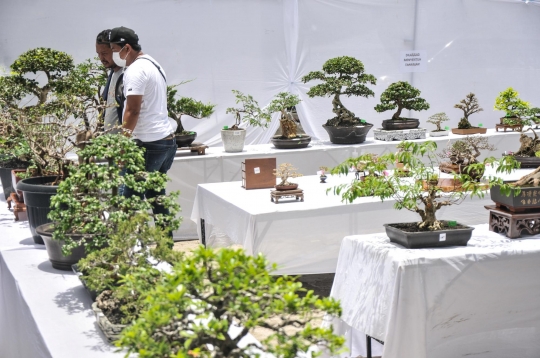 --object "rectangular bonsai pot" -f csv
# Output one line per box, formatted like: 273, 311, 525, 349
383, 223, 474, 249
490, 184, 540, 212
451, 128, 487, 135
